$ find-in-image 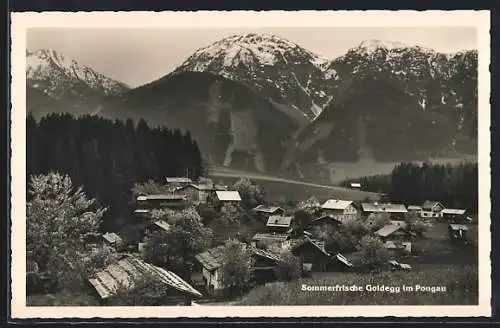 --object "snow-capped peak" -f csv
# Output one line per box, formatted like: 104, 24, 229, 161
26, 48, 129, 98
355, 39, 437, 55
179, 33, 330, 72
358, 39, 408, 51
173, 33, 338, 120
